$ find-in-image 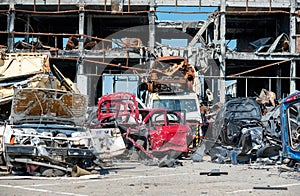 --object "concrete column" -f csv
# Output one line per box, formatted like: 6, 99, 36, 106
290, 0, 296, 94
7, 2, 15, 52
219, 0, 226, 103
76, 1, 90, 104
213, 16, 219, 47
276, 67, 282, 99
87, 15, 93, 36
25, 15, 30, 43
78, 1, 85, 51
148, 0, 156, 68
